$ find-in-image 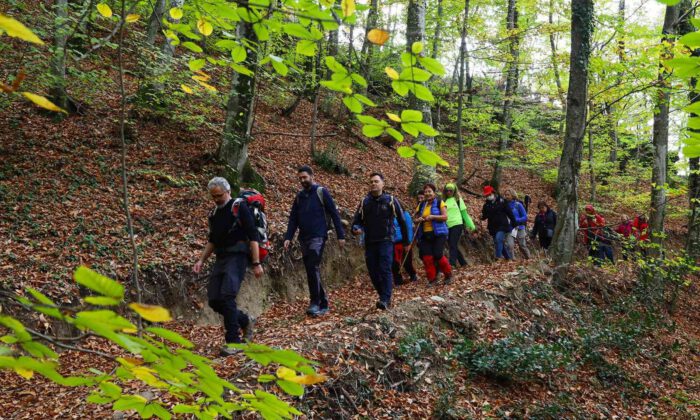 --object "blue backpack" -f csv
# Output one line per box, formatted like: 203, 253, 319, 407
393, 210, 413, 243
